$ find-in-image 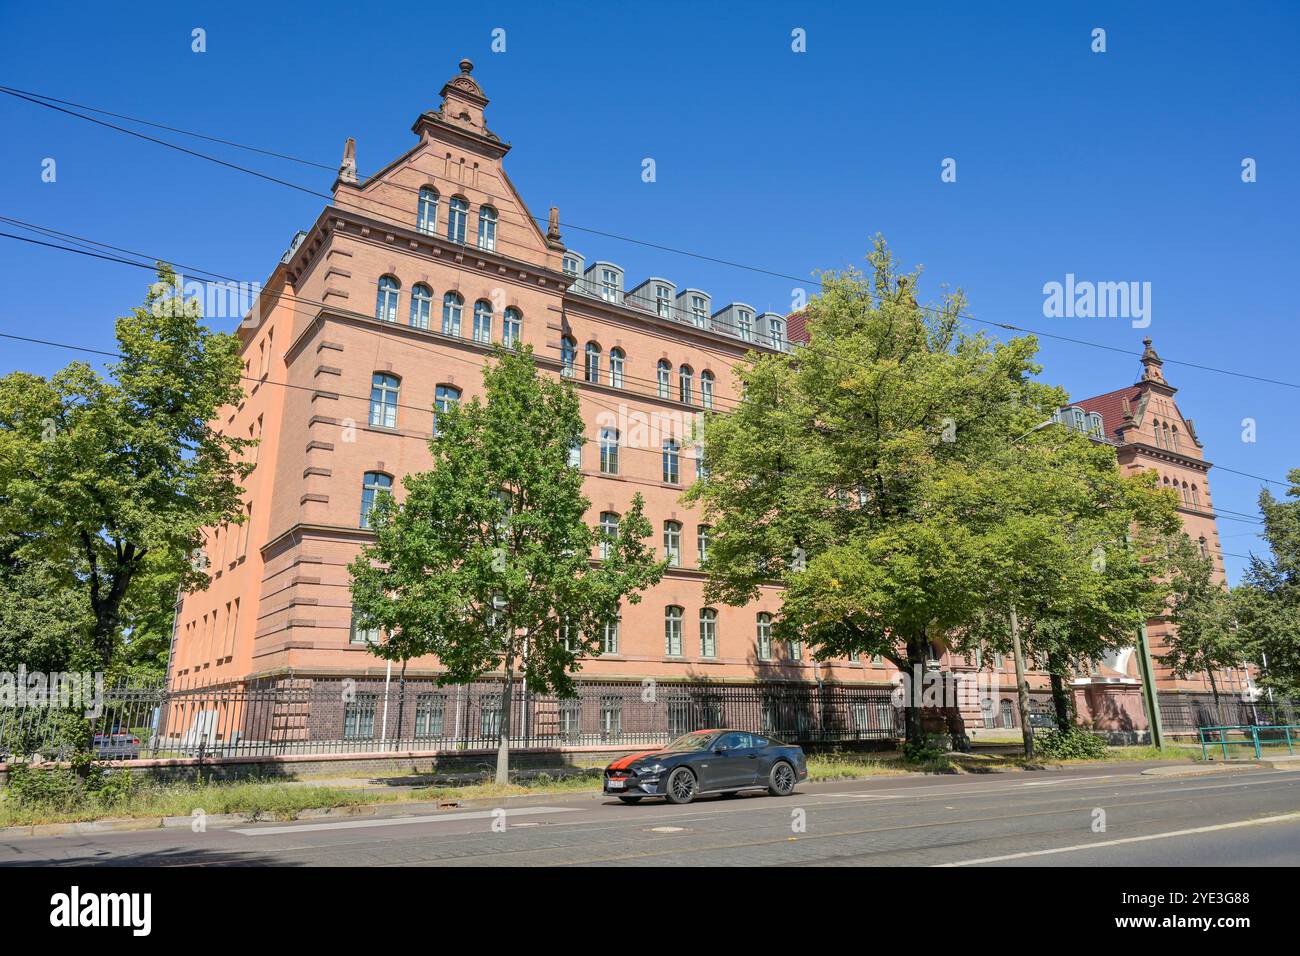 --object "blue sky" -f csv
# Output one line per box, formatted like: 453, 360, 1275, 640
1, 1, 1296, 583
